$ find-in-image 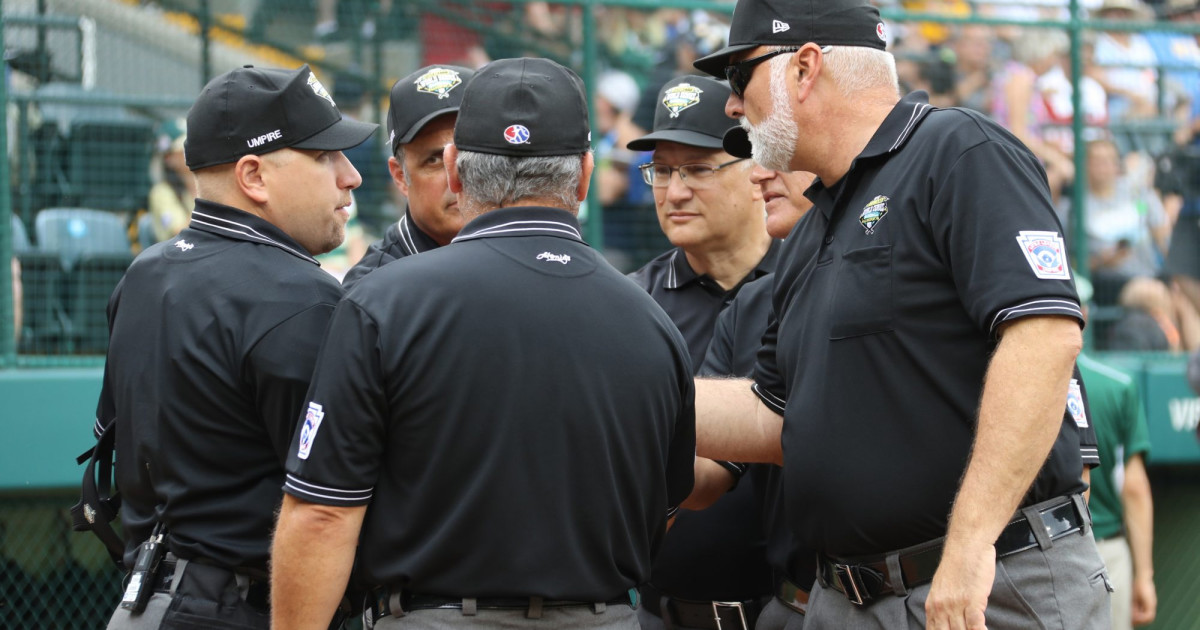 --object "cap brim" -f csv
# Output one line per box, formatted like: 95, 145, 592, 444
627, 128, 727, 152
394, 107, 459, 149
693, 43, 757, 78
722, 126, 752, 159
292, 117, 379, 152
